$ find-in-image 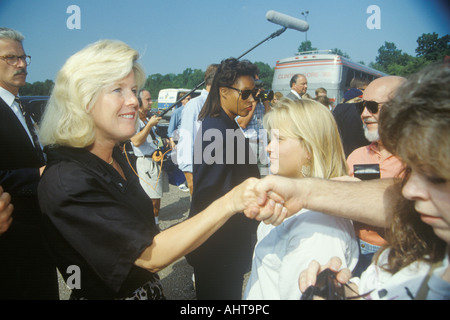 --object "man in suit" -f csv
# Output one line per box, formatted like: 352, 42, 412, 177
0, 27, 58, 299
285, 73, 308, 101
